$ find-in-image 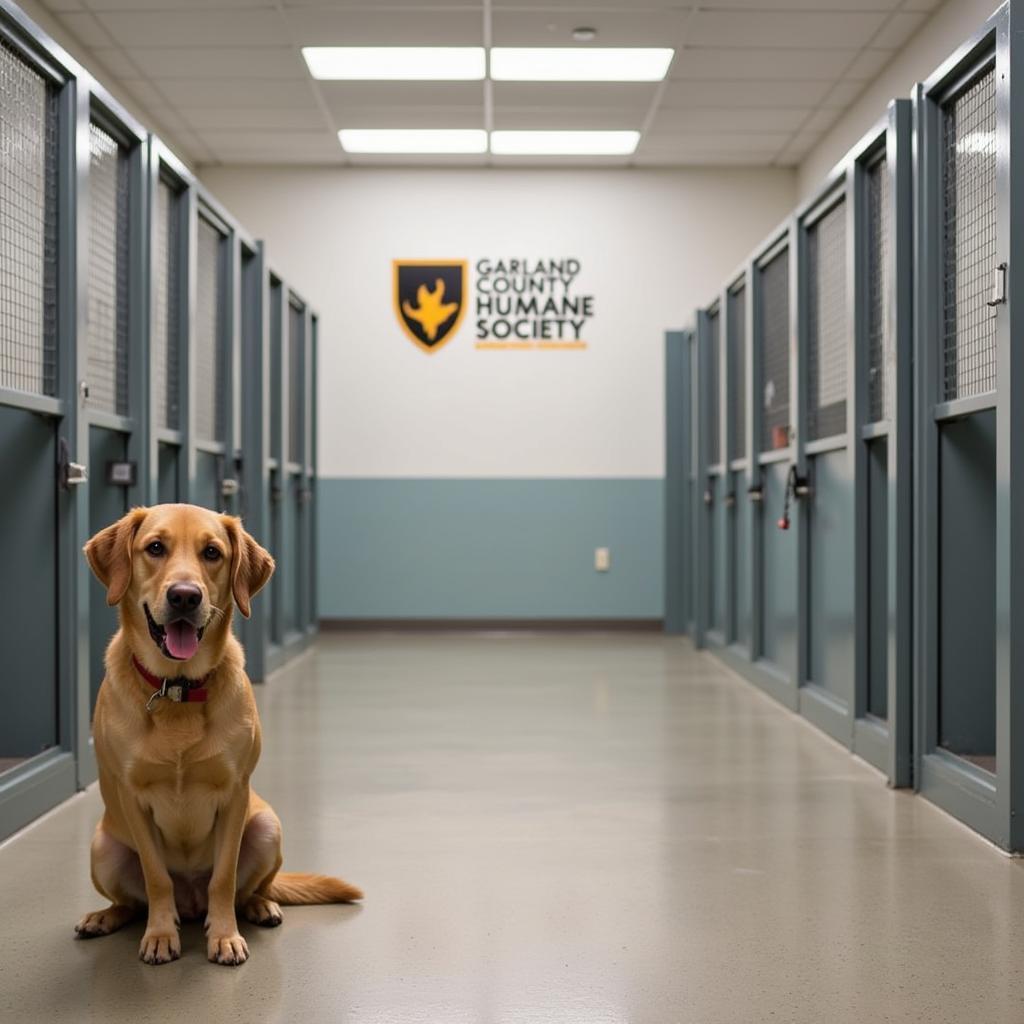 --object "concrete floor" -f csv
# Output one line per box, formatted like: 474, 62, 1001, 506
3, 633, 1024, 1023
